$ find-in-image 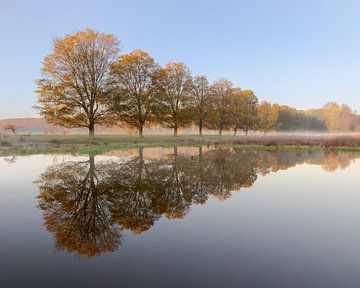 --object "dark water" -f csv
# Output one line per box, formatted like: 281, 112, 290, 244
1, 147, 360, 288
